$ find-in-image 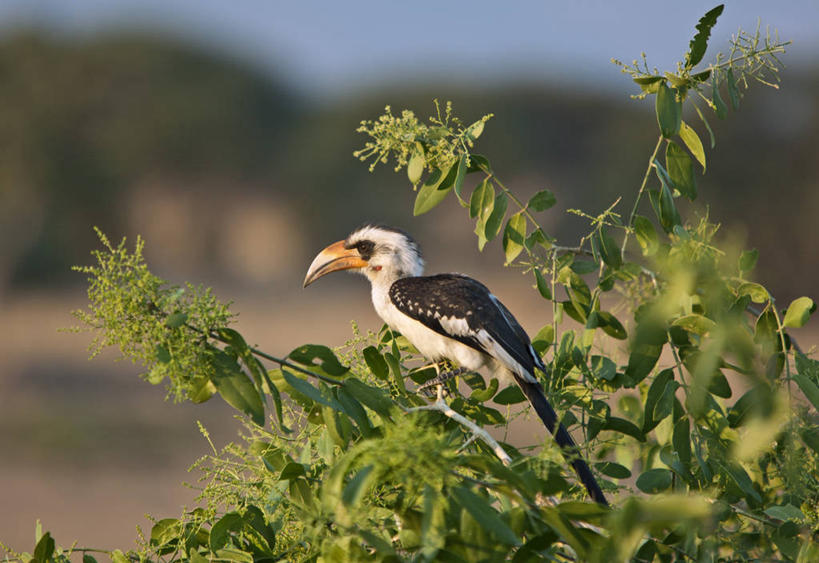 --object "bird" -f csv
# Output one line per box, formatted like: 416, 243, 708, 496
303, 224, 607, 506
